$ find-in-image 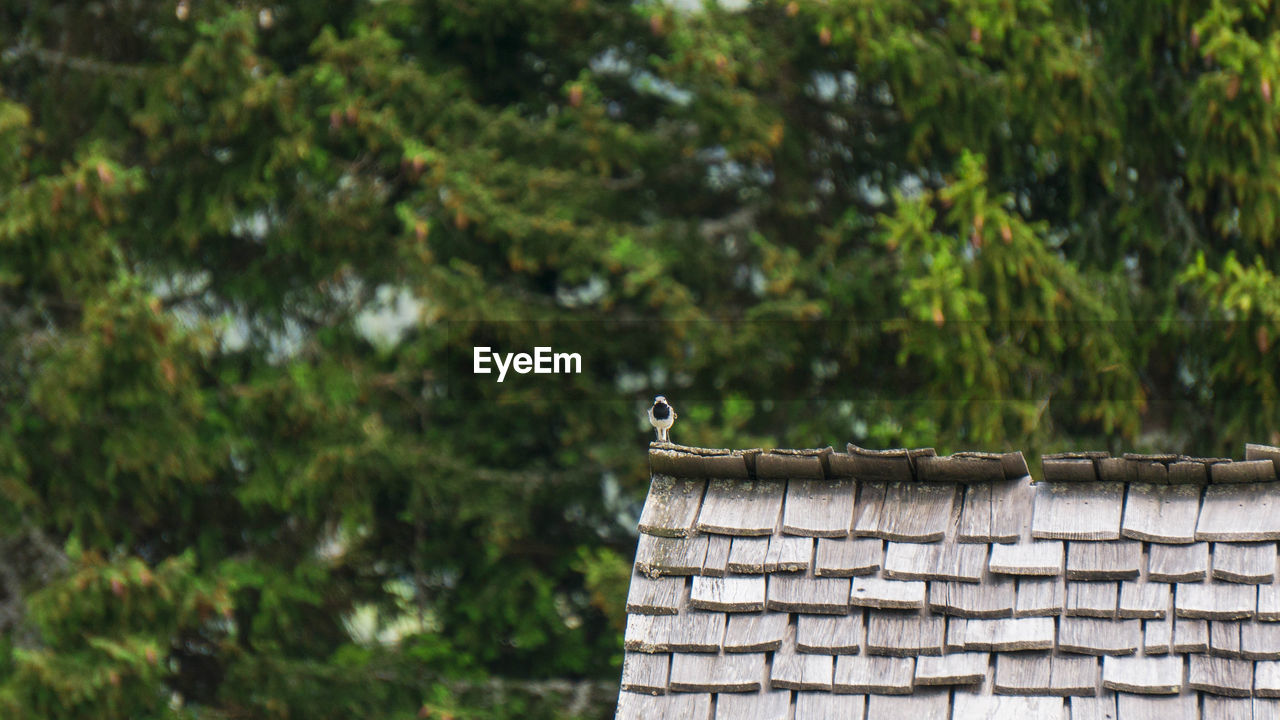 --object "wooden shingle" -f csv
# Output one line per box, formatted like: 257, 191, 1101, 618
832, 655, 915, 694
793, 692, 866, 720
615, 691, 711, 720
1211, 459, 1277, 483
1143, 616, 1172, 654
1100, 655, 1181, 694
796, 613, 862, 654
953, 693, 1068, 719
620, 651, 670, 694
865, 691, 950, 719
1057, 617, 1140, 655
1175, 581, 1256, 619
1066, 540, 1142, 580
668, 651, 765, 692
1031, 482, 1125, 541
946, 617, 1055, 651
1069, 694, 1117, 720
1201, 696, 1280, 720
813, 537, 881, 577
701, 535, 732, 576
882, 541, 986, 582
1120, 483, 1200, 543
929, 577, 1016, 618
765, 574, 850, 614
1118, 581, 1169, 619
634, 533, 709, 576
1065, 581, 1119, 618
1209, 620, 1243, 657
695, 478, 786, 536
989, 541, 1064, 576
1262, 583, 1280, 621
714, 691, 790, 720
914, 652, 988, 686
1256, 660, 1280, 697
848, 576, 926, 610
763, 534, 813, 573
1114, 694, 1198, 720
1242, 621, 1280, 659
856, 481, 956, 542
624, 611, 727, 653
958, 480, 1031, 543
1188, 653, 1252, 697
1147, 542, 1208, 582
770, 629, 834, 691
638, 475, 707, 537
1015, 577, 1065, 617
726, 536, 769, 574
689, 575, 765, 612
625, 571, 685, 615
864, 611, 945, 656
723, 612, 788, 652
782, 478, 855, 537
993, 653, 1098, 695
1196, 483, 1280, 541
1172, 618, 1208, 653
1211, 542, 1276, 584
